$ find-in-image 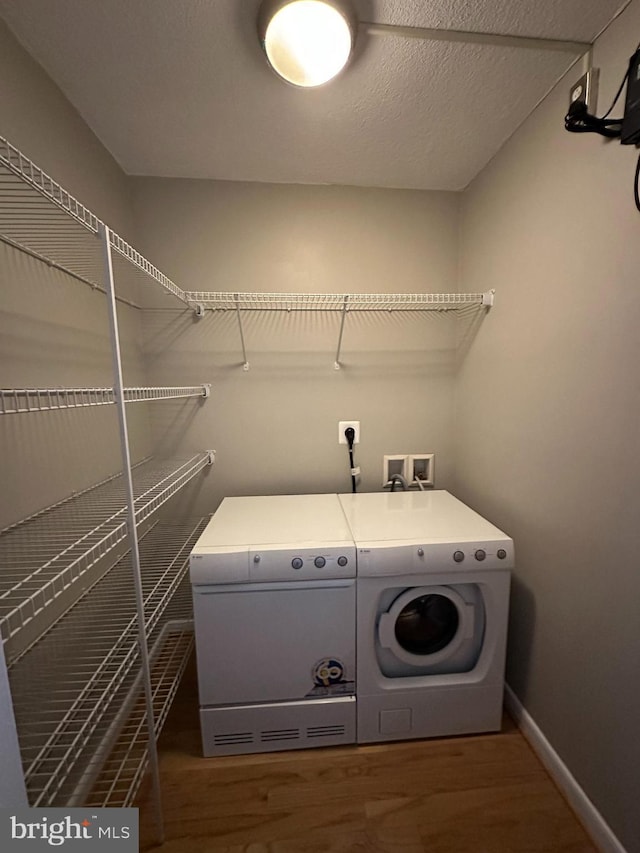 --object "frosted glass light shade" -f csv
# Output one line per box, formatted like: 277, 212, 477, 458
259, 1, 355, 87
